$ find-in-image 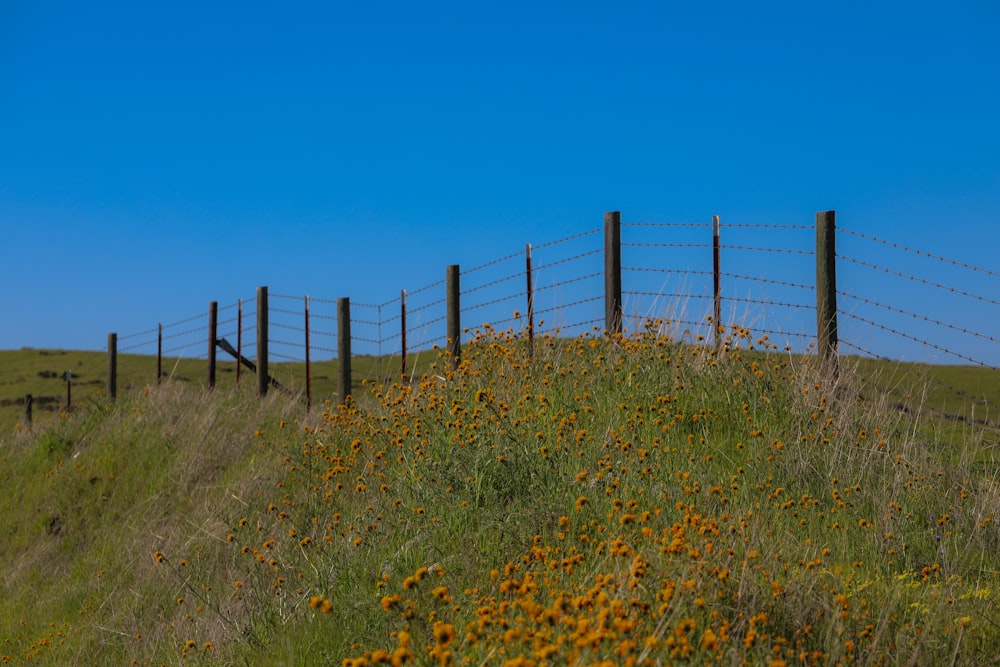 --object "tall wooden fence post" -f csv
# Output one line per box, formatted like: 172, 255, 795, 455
257, 286, 269, 397
208, 301, 218, 390
713, 215, 722, 354
400, 290, 408, 383
338, 297, 351, 404
304, 296, 312, 410
236, 300, 243, 387
604, 211, 622, 335
816, 210, 839, 380
107, 333, 117, 399
526, 243, 535, 356
446, 264, 461, 368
